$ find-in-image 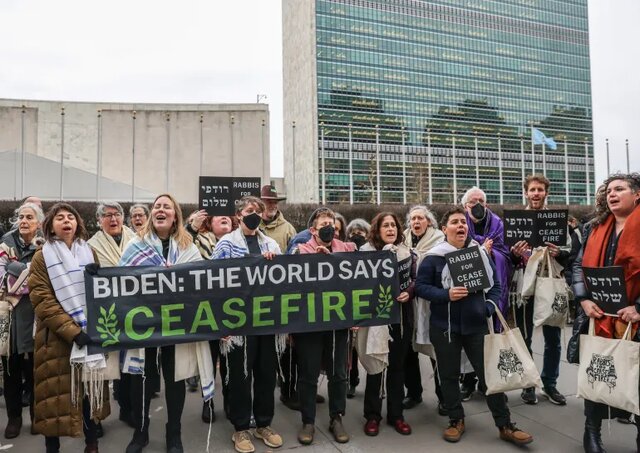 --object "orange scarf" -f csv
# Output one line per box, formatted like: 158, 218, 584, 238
582, 205, 640, 338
